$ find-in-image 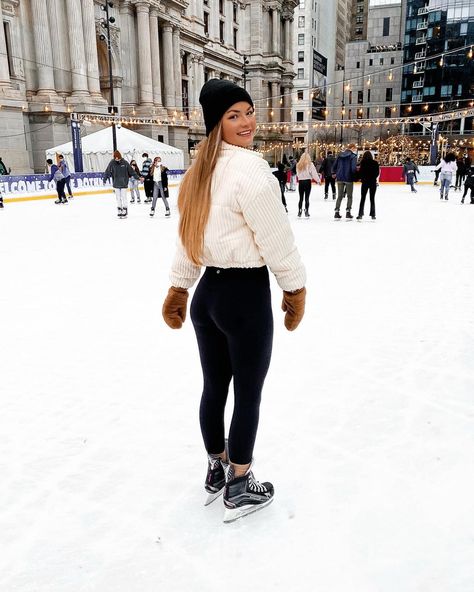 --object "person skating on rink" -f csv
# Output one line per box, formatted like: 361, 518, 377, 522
296, 152, 321, 218
58, 155, 73, 199
46, 158, 68, 204
149, 156, 170, 217
332, 143, 358, 219
161, 78, 306, 523
0, 189, 4, 209
435, 153, 457, 201
129, 160, 141, 203
357, 151, 380, 221
432, 156, 441, 186
0, 156, 11, 176
319, 151, 336, 200
454, 154, 466, 191
103, 150, 141, 218
141, 153, 153, 203
272, 162, 288, 212
461, 164, 474, 204
403, 157, 419, 194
